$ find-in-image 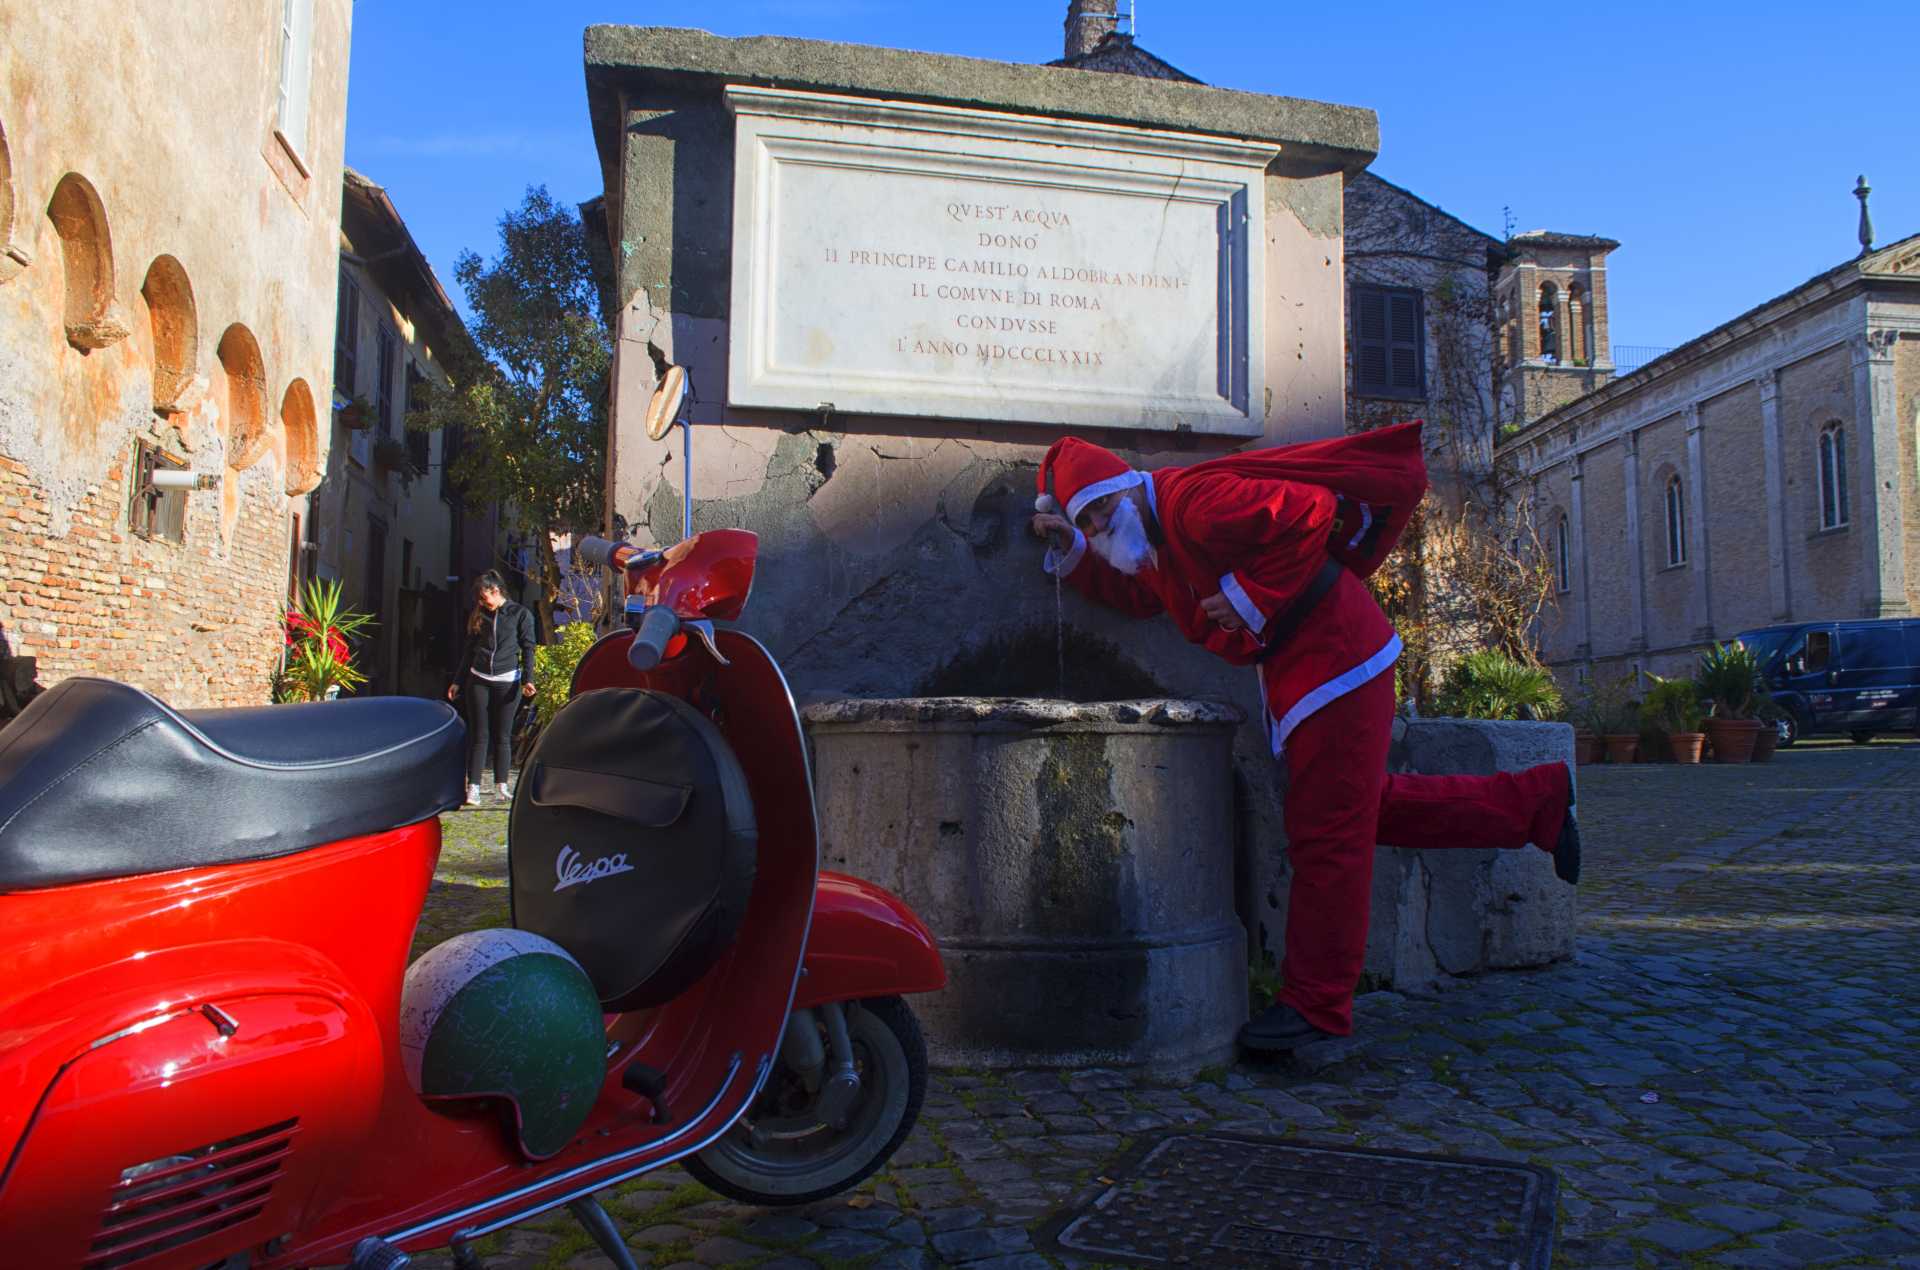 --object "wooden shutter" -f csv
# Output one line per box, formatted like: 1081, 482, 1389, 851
1354, 288, 1389, 392
333, 272, 358, 398
376, 328, 397, 435
1388, 291, 1424, 393
405, 366, 430, 472
1354, 286, 1424, 397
